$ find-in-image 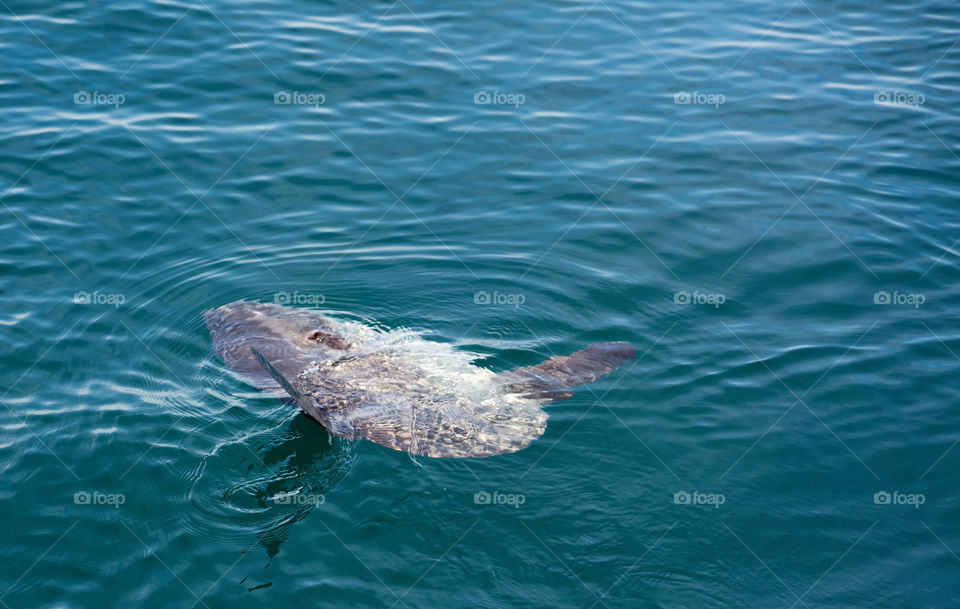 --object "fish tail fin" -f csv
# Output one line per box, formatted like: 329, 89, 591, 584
497, 342, 635, 400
